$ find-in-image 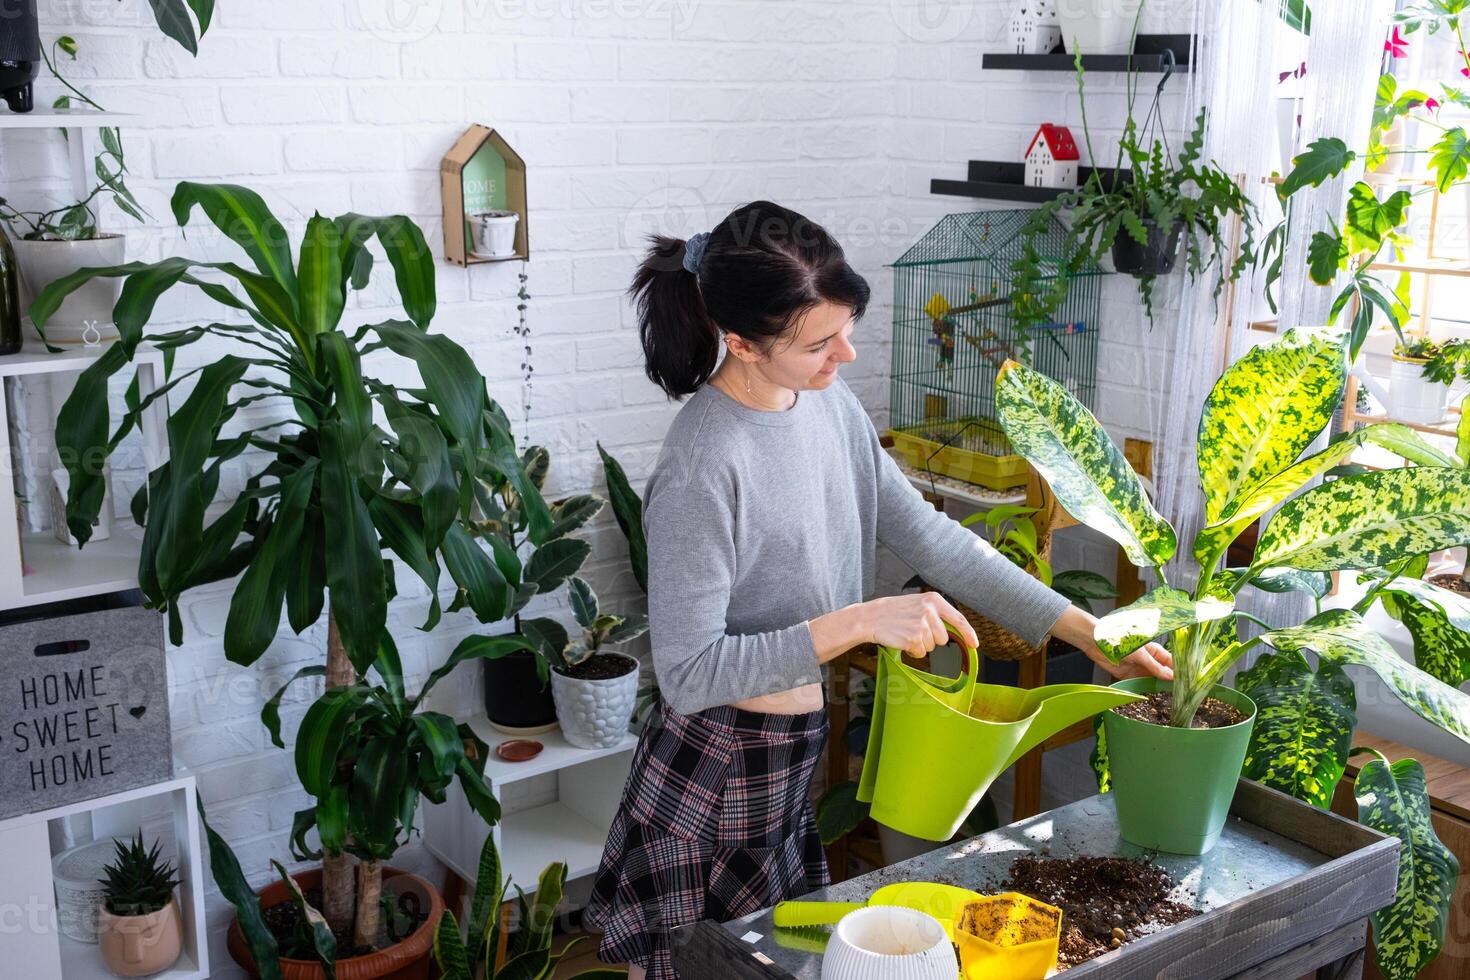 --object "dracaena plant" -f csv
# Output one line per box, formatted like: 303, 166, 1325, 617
995, 326, 1469, 978
29, 182, 551, 966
